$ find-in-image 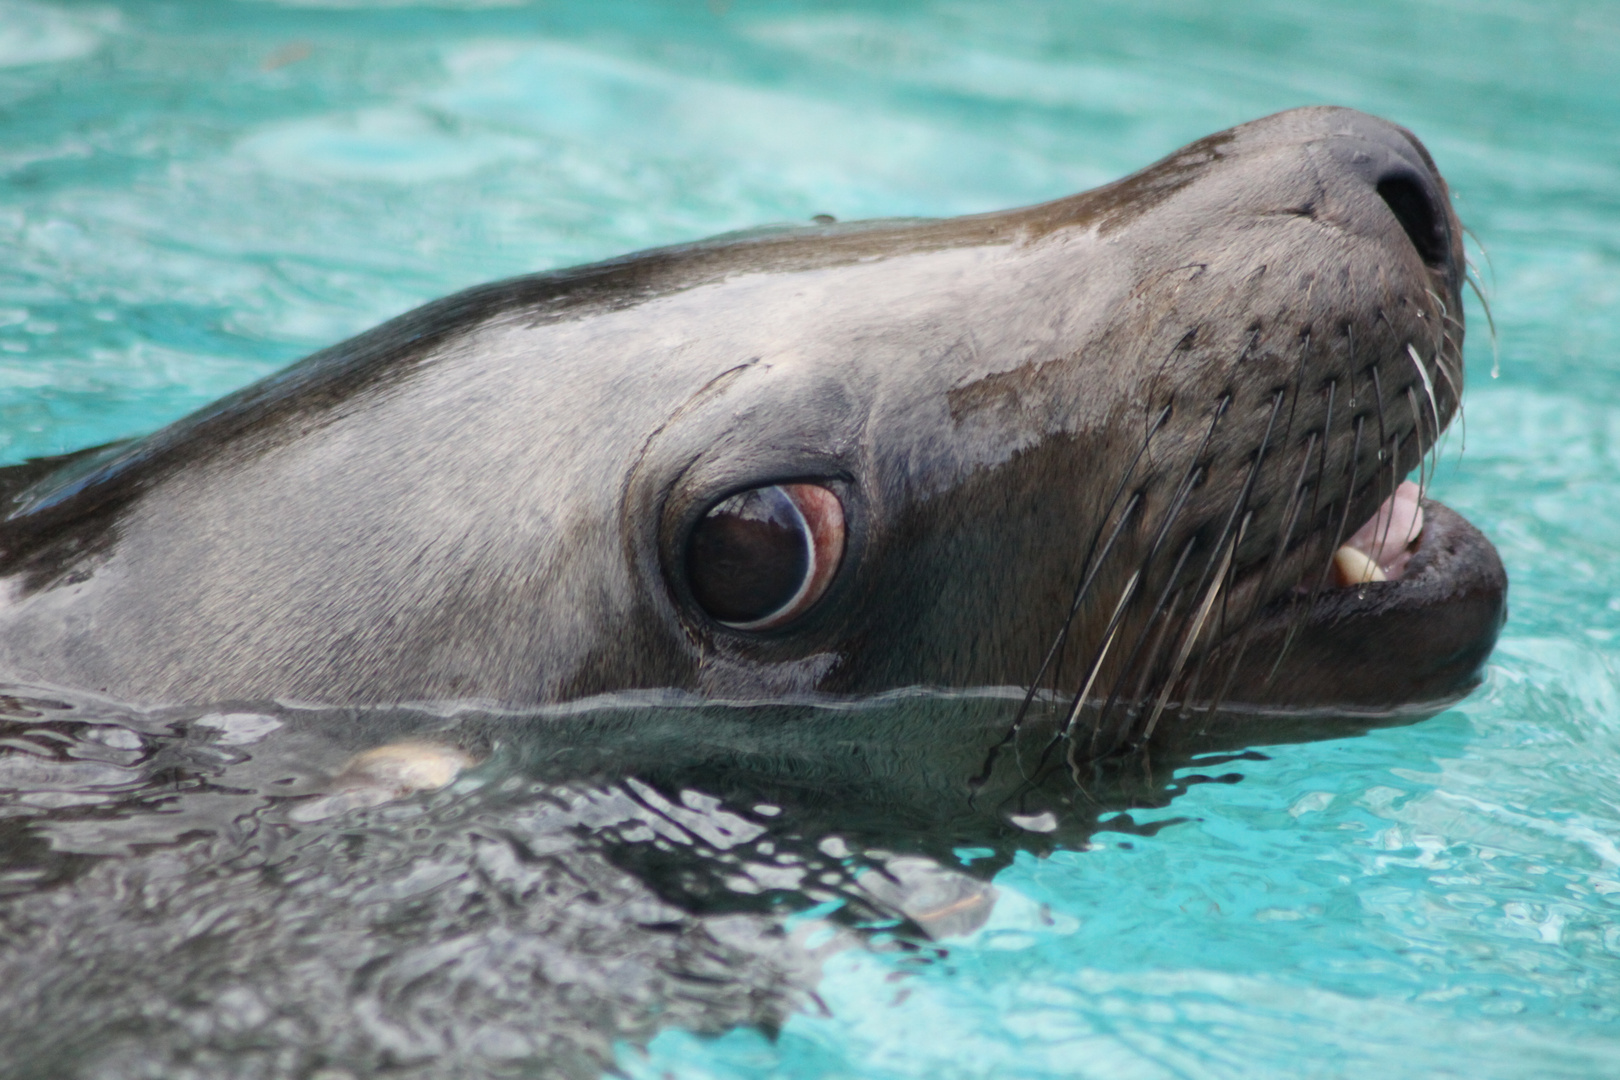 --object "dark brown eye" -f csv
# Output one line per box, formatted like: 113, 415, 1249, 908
684, 483, 845, 630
